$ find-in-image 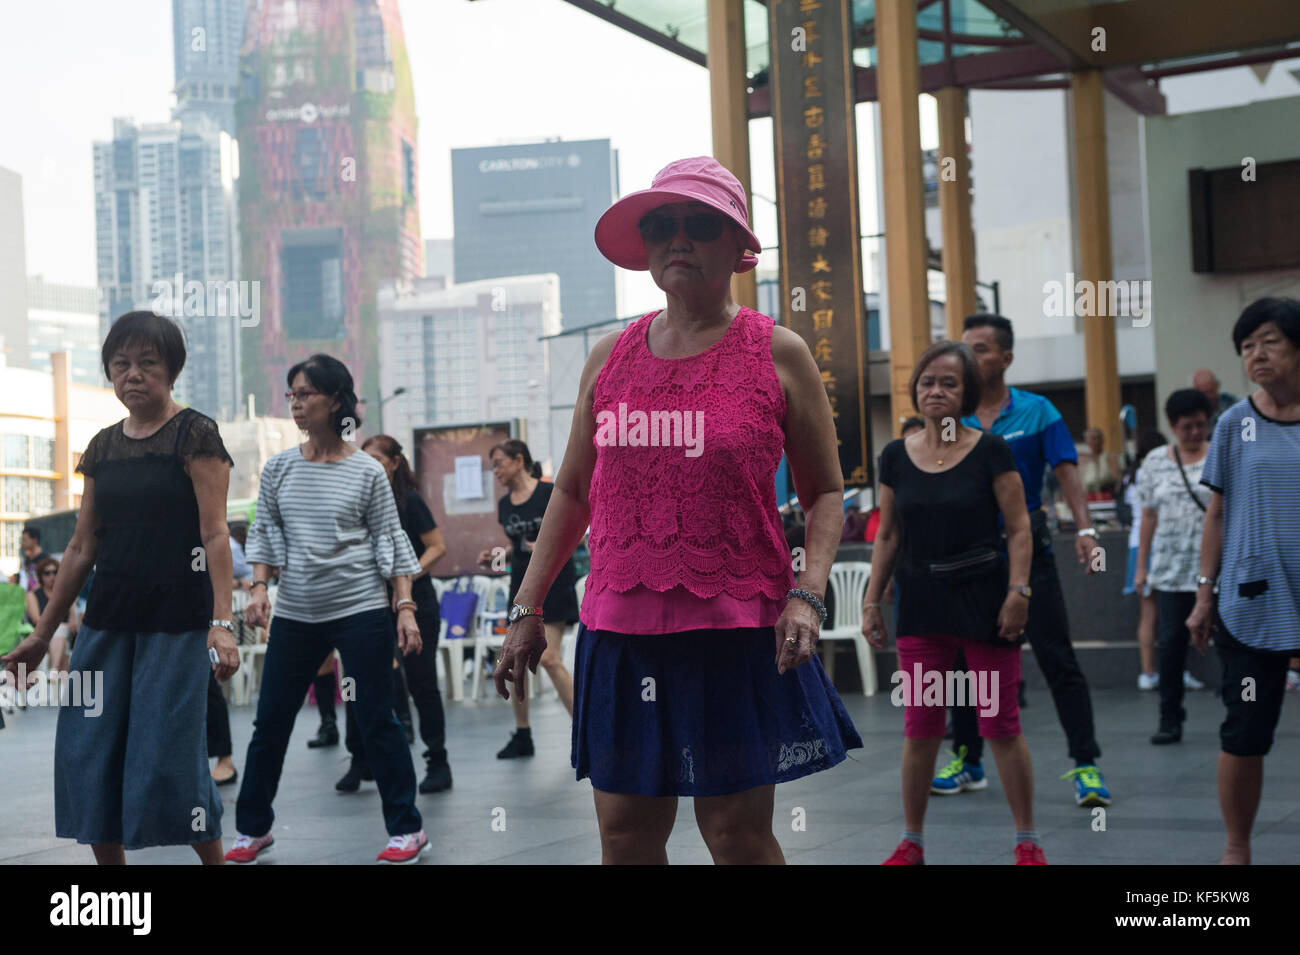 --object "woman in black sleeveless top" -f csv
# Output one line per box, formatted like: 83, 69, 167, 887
2, 312, 238, 864
25, 556, 77, 674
